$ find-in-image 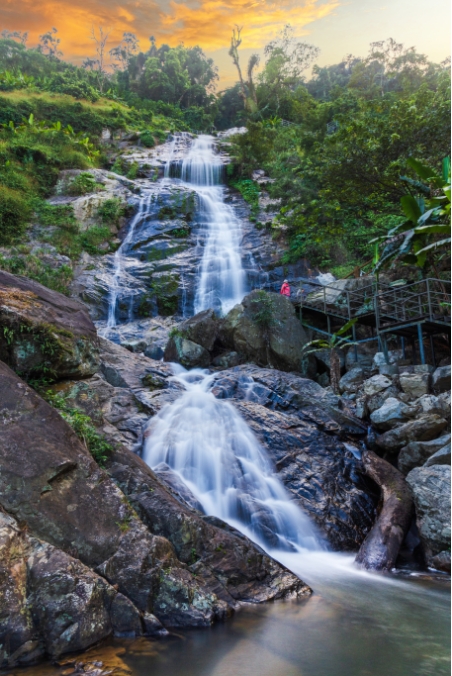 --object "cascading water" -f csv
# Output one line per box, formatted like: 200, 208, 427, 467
100, 193, 152, 336
143, 367, 323, 553
179, 135, 247, 315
